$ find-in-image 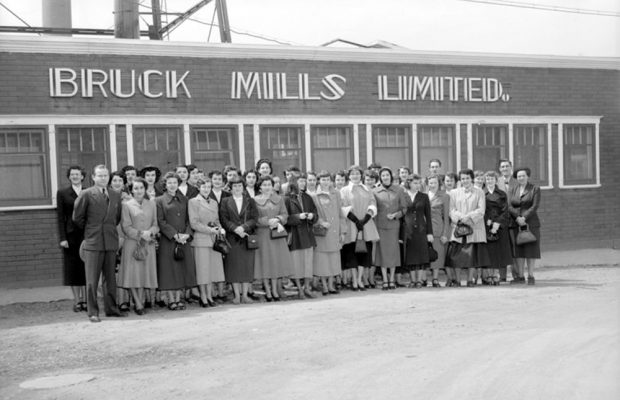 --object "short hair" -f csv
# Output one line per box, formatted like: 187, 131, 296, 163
444, 172, 459, 183
66, 165, 86, 180
347, 165, 364, 176
474, 170, 485, 178
186, 164, 198, 173
363, 169, 379, 182
498, 159, 513, 168
317, 170, 332, 180
285, 165, 301, 173
378, 167, 394, 184
484, 171, 499, 180
92, 164, 108, 175
458, 169, 475, 180
429, 159, 442, 167
513, 167, 531, 179
208, 170, 223, 178
257, 175, 275, 192
409, 173, 422, 181
398, 166, 411, 174
426, 173, 441, 183
256, 158, 273, 174
175, 165, 189, 173
120, 165, 137, 175
334, 170, 348, 180
139, 165, 161, 182
305, 170, 317, 179
108, 171, 126, 185
195, 177, 212, 188
223, 165, 238, 174
163, 171, 182, 185
228, 176, 246, 189
368, 162, 382, 170
128, 177, 149, 200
